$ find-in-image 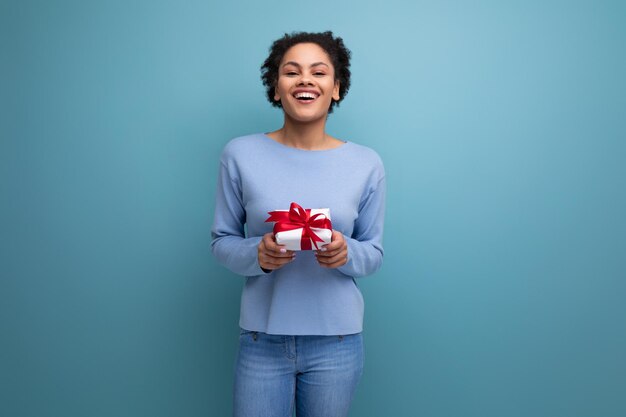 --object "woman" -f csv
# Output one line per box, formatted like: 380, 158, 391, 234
211, 31, 385, 417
